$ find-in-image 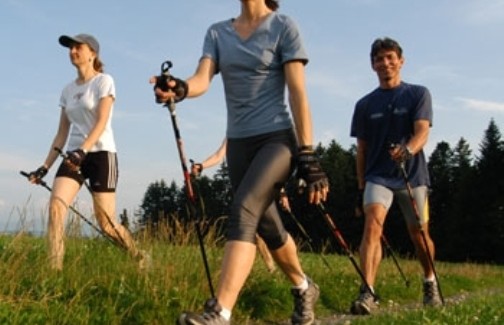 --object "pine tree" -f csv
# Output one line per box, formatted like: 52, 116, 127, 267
427, 141, 454, 258
470, 119, 504, 262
